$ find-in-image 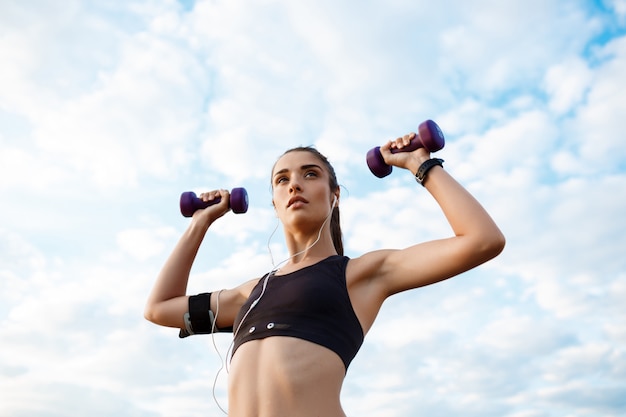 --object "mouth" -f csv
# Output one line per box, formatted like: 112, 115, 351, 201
287, 196, 308, 208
